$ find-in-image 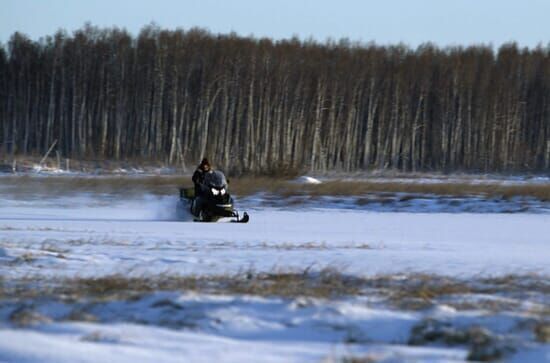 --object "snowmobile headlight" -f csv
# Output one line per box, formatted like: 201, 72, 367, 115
211, 188, 220, 195
220, 188, 226, 195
